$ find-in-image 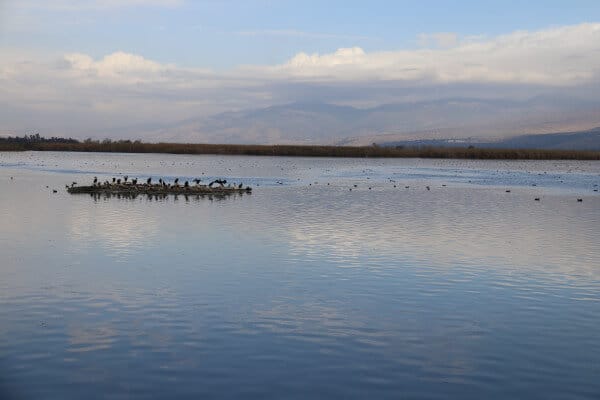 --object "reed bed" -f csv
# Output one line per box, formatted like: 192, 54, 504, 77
1, 140, 599, 160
